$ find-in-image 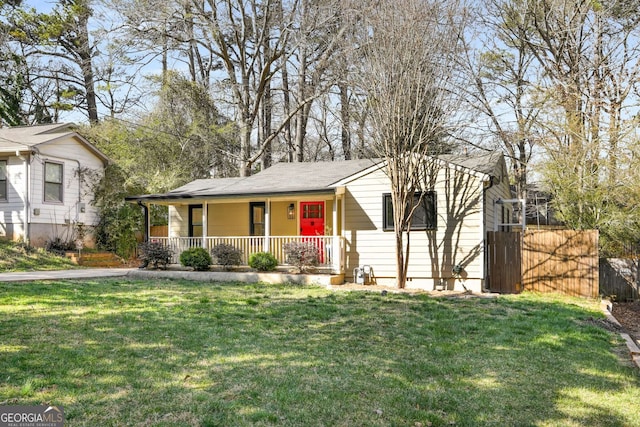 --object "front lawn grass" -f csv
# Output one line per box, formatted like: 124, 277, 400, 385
0, 240, 78, 272
1, 279, 638, 426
